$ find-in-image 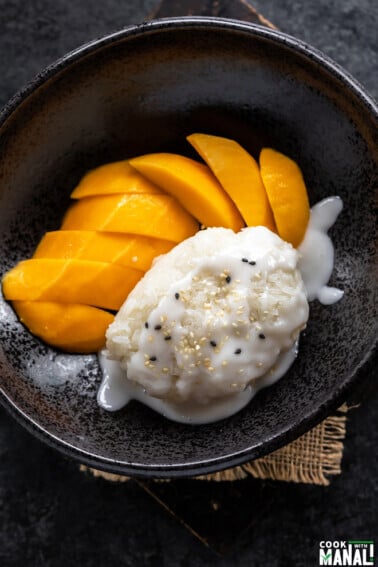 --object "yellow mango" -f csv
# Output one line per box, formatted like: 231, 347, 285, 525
2, 259, 144, 310
34, 231, 175, 272
129, 153, 244, 231
259, 148, 310, 247
187, 133, 275, 231
60, 194, 199, 242
70, 160, 162, 199
13, 300, 113, 353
